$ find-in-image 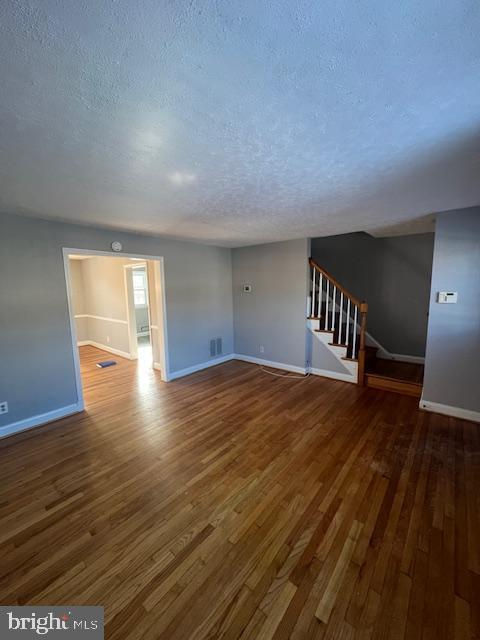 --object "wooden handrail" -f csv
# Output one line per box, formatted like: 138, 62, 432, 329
309, 258, 362, 307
